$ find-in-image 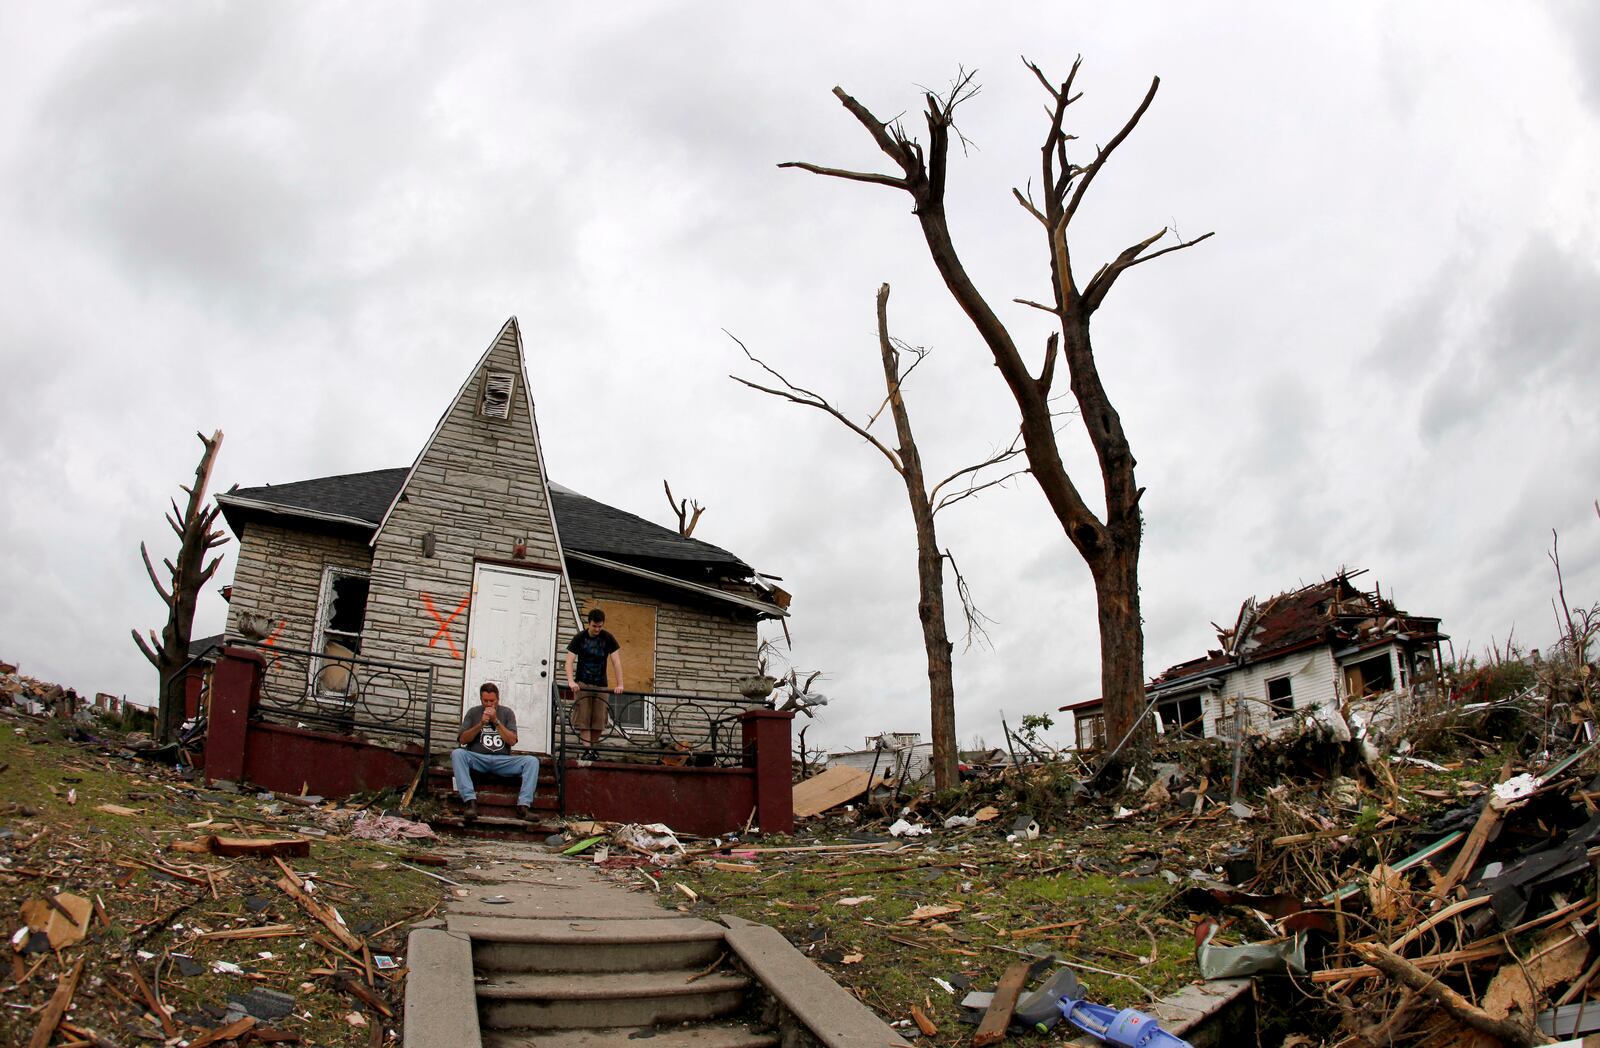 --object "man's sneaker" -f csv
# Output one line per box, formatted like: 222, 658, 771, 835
580, 748, 598, 761
516, 805, 532, 822
462, 799, 477, 821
